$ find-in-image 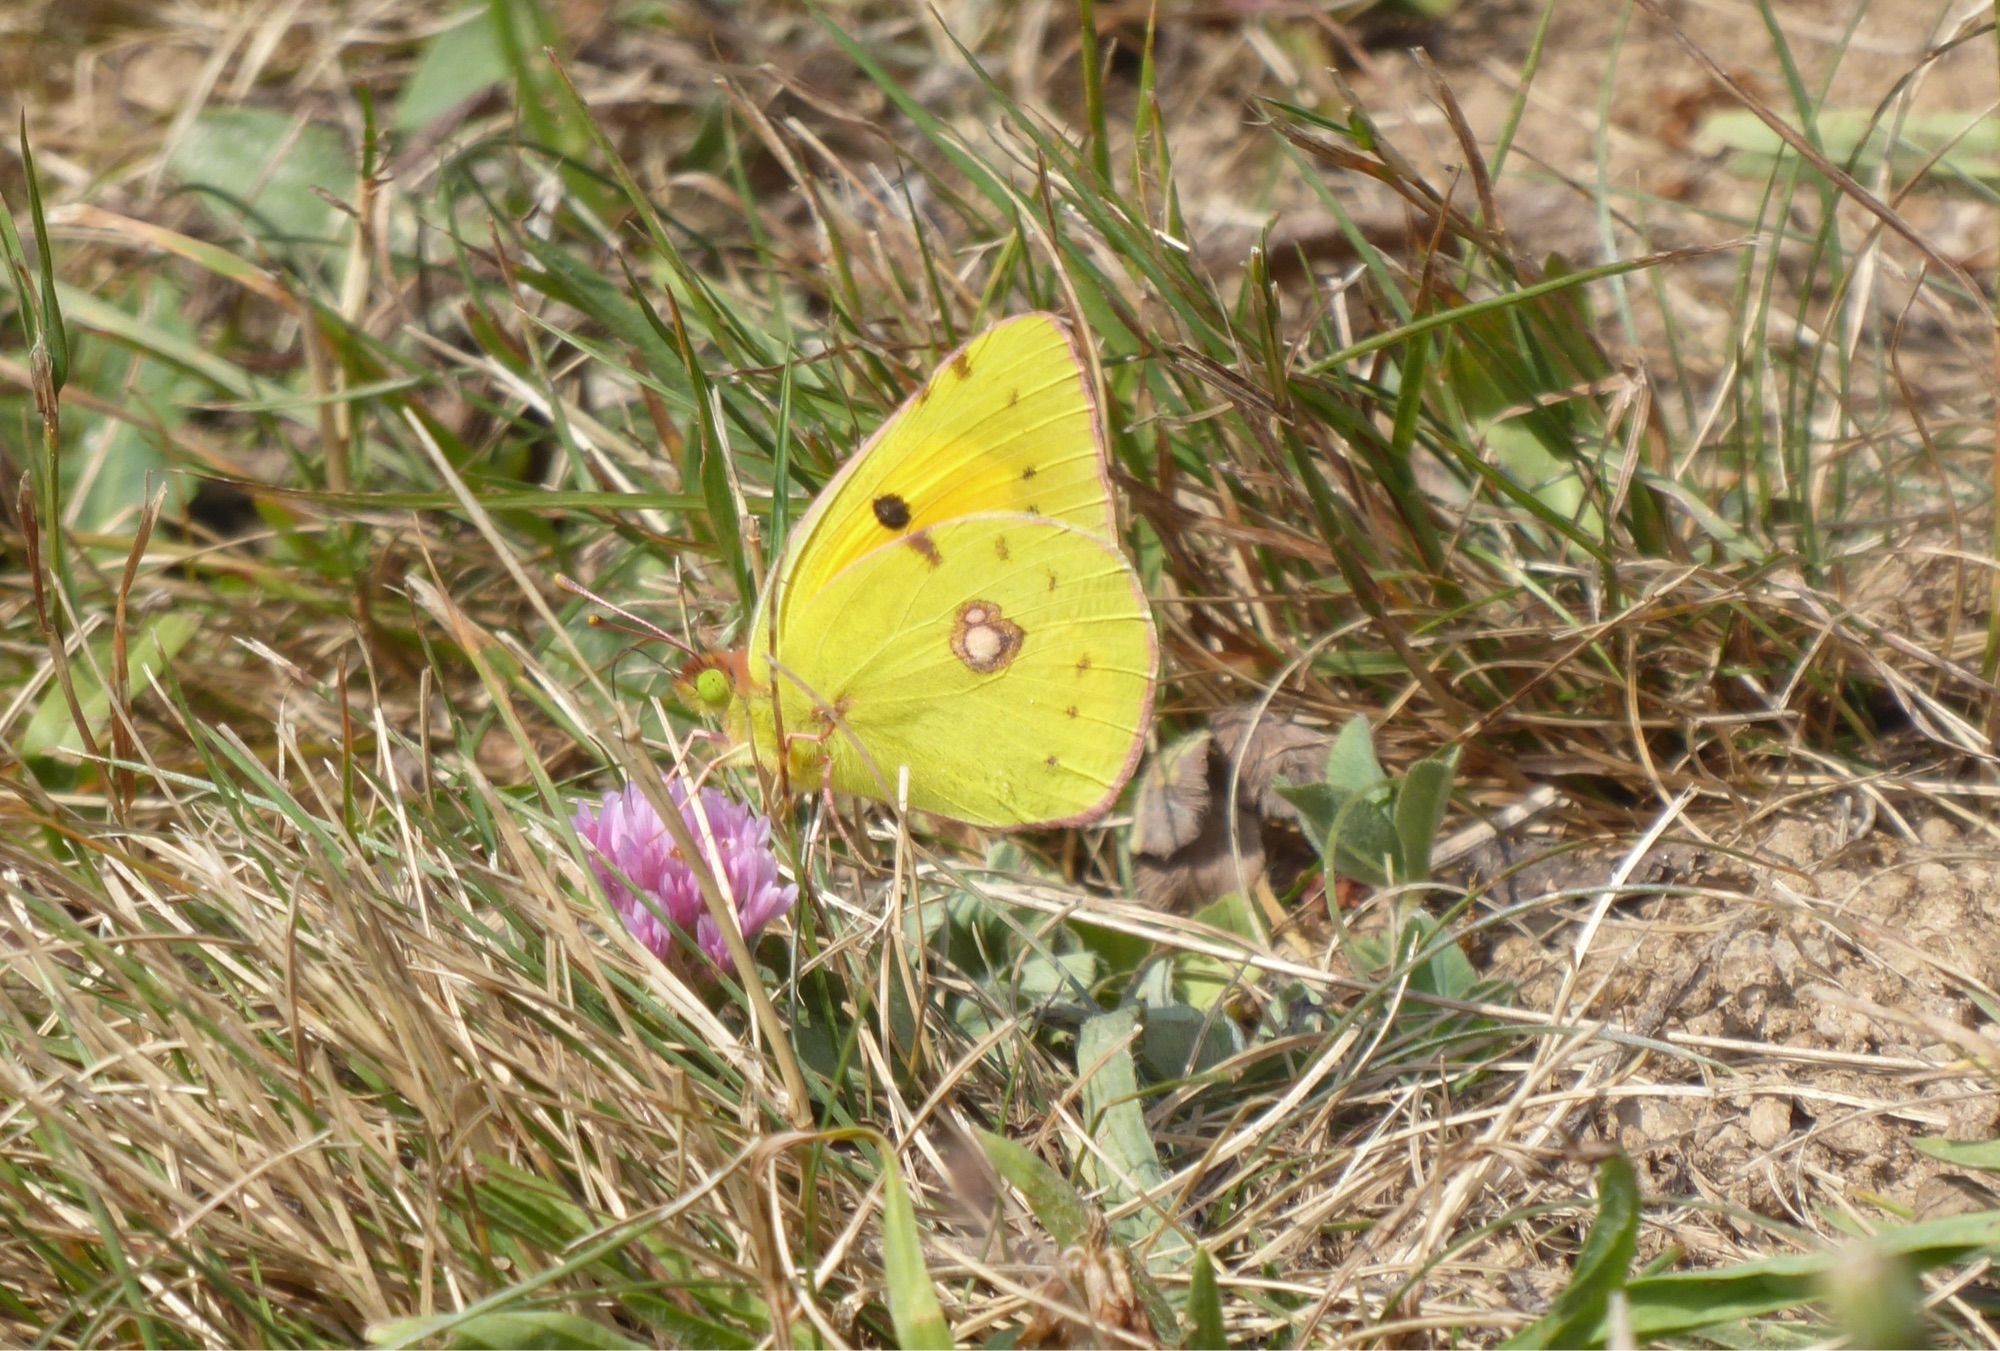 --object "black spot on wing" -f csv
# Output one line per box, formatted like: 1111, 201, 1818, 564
873, 493, 911, 530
